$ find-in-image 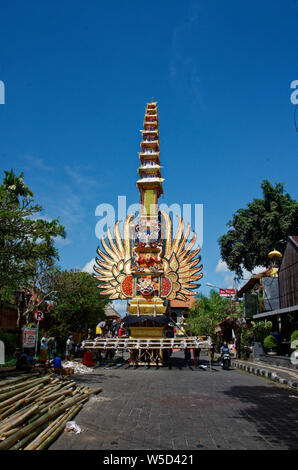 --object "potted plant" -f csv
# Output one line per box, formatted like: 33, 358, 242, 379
290, 330, 298, 350
263, 335, 277, 355
251, 321, 273, 358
